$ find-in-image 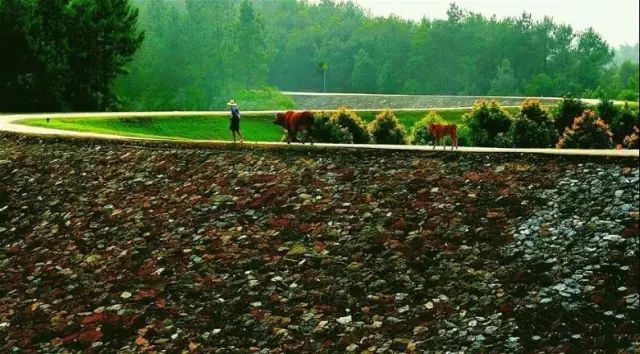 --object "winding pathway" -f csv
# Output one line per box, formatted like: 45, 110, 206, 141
1, 110, 637, 157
